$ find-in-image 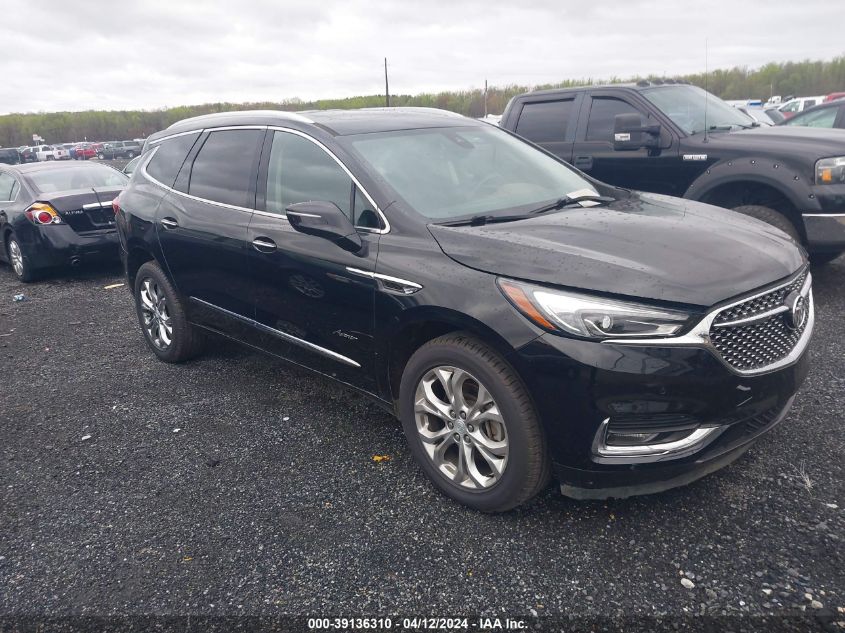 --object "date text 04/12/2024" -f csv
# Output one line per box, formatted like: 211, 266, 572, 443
307, 617, 527, 630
